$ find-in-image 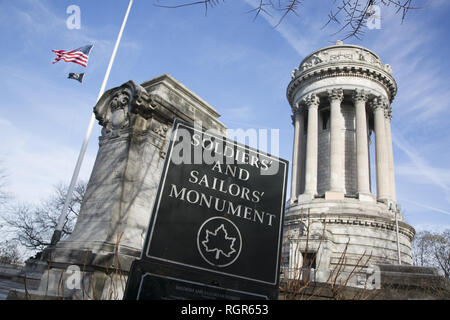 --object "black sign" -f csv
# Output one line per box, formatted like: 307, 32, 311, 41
124, 119, 288, 300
